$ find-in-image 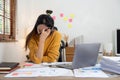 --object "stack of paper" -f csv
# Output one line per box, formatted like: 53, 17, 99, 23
100, 56, 120, 74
